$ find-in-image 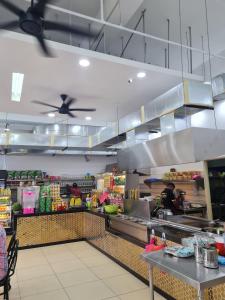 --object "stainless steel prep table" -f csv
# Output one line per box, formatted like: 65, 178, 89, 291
142, 251, 225, 300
